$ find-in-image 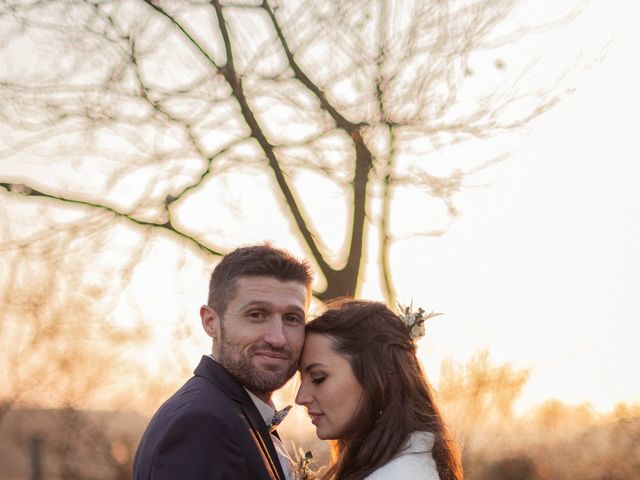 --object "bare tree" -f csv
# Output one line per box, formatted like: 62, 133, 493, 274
0, 0, 579, 303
